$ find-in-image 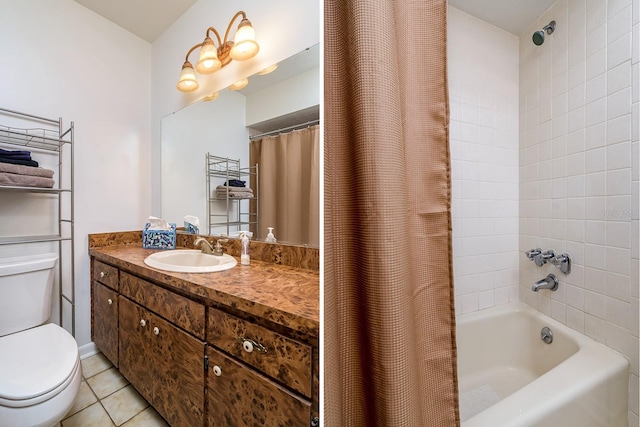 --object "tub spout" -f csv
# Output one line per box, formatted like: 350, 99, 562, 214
532, 274, 558, 292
